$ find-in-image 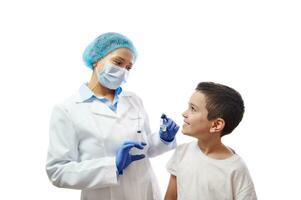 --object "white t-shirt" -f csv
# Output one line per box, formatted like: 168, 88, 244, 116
166, 141, 257, 200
